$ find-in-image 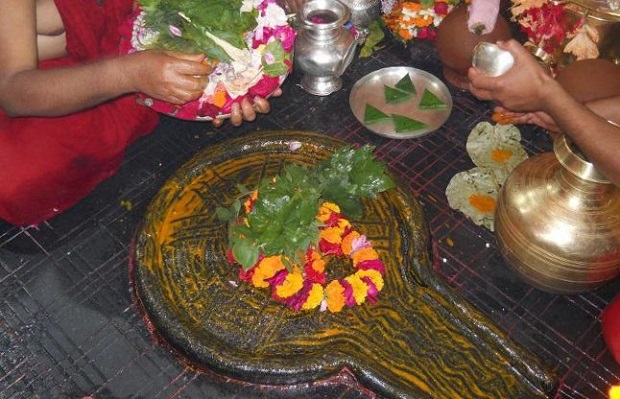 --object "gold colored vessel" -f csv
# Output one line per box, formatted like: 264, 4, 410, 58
495, 134, 620, 294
